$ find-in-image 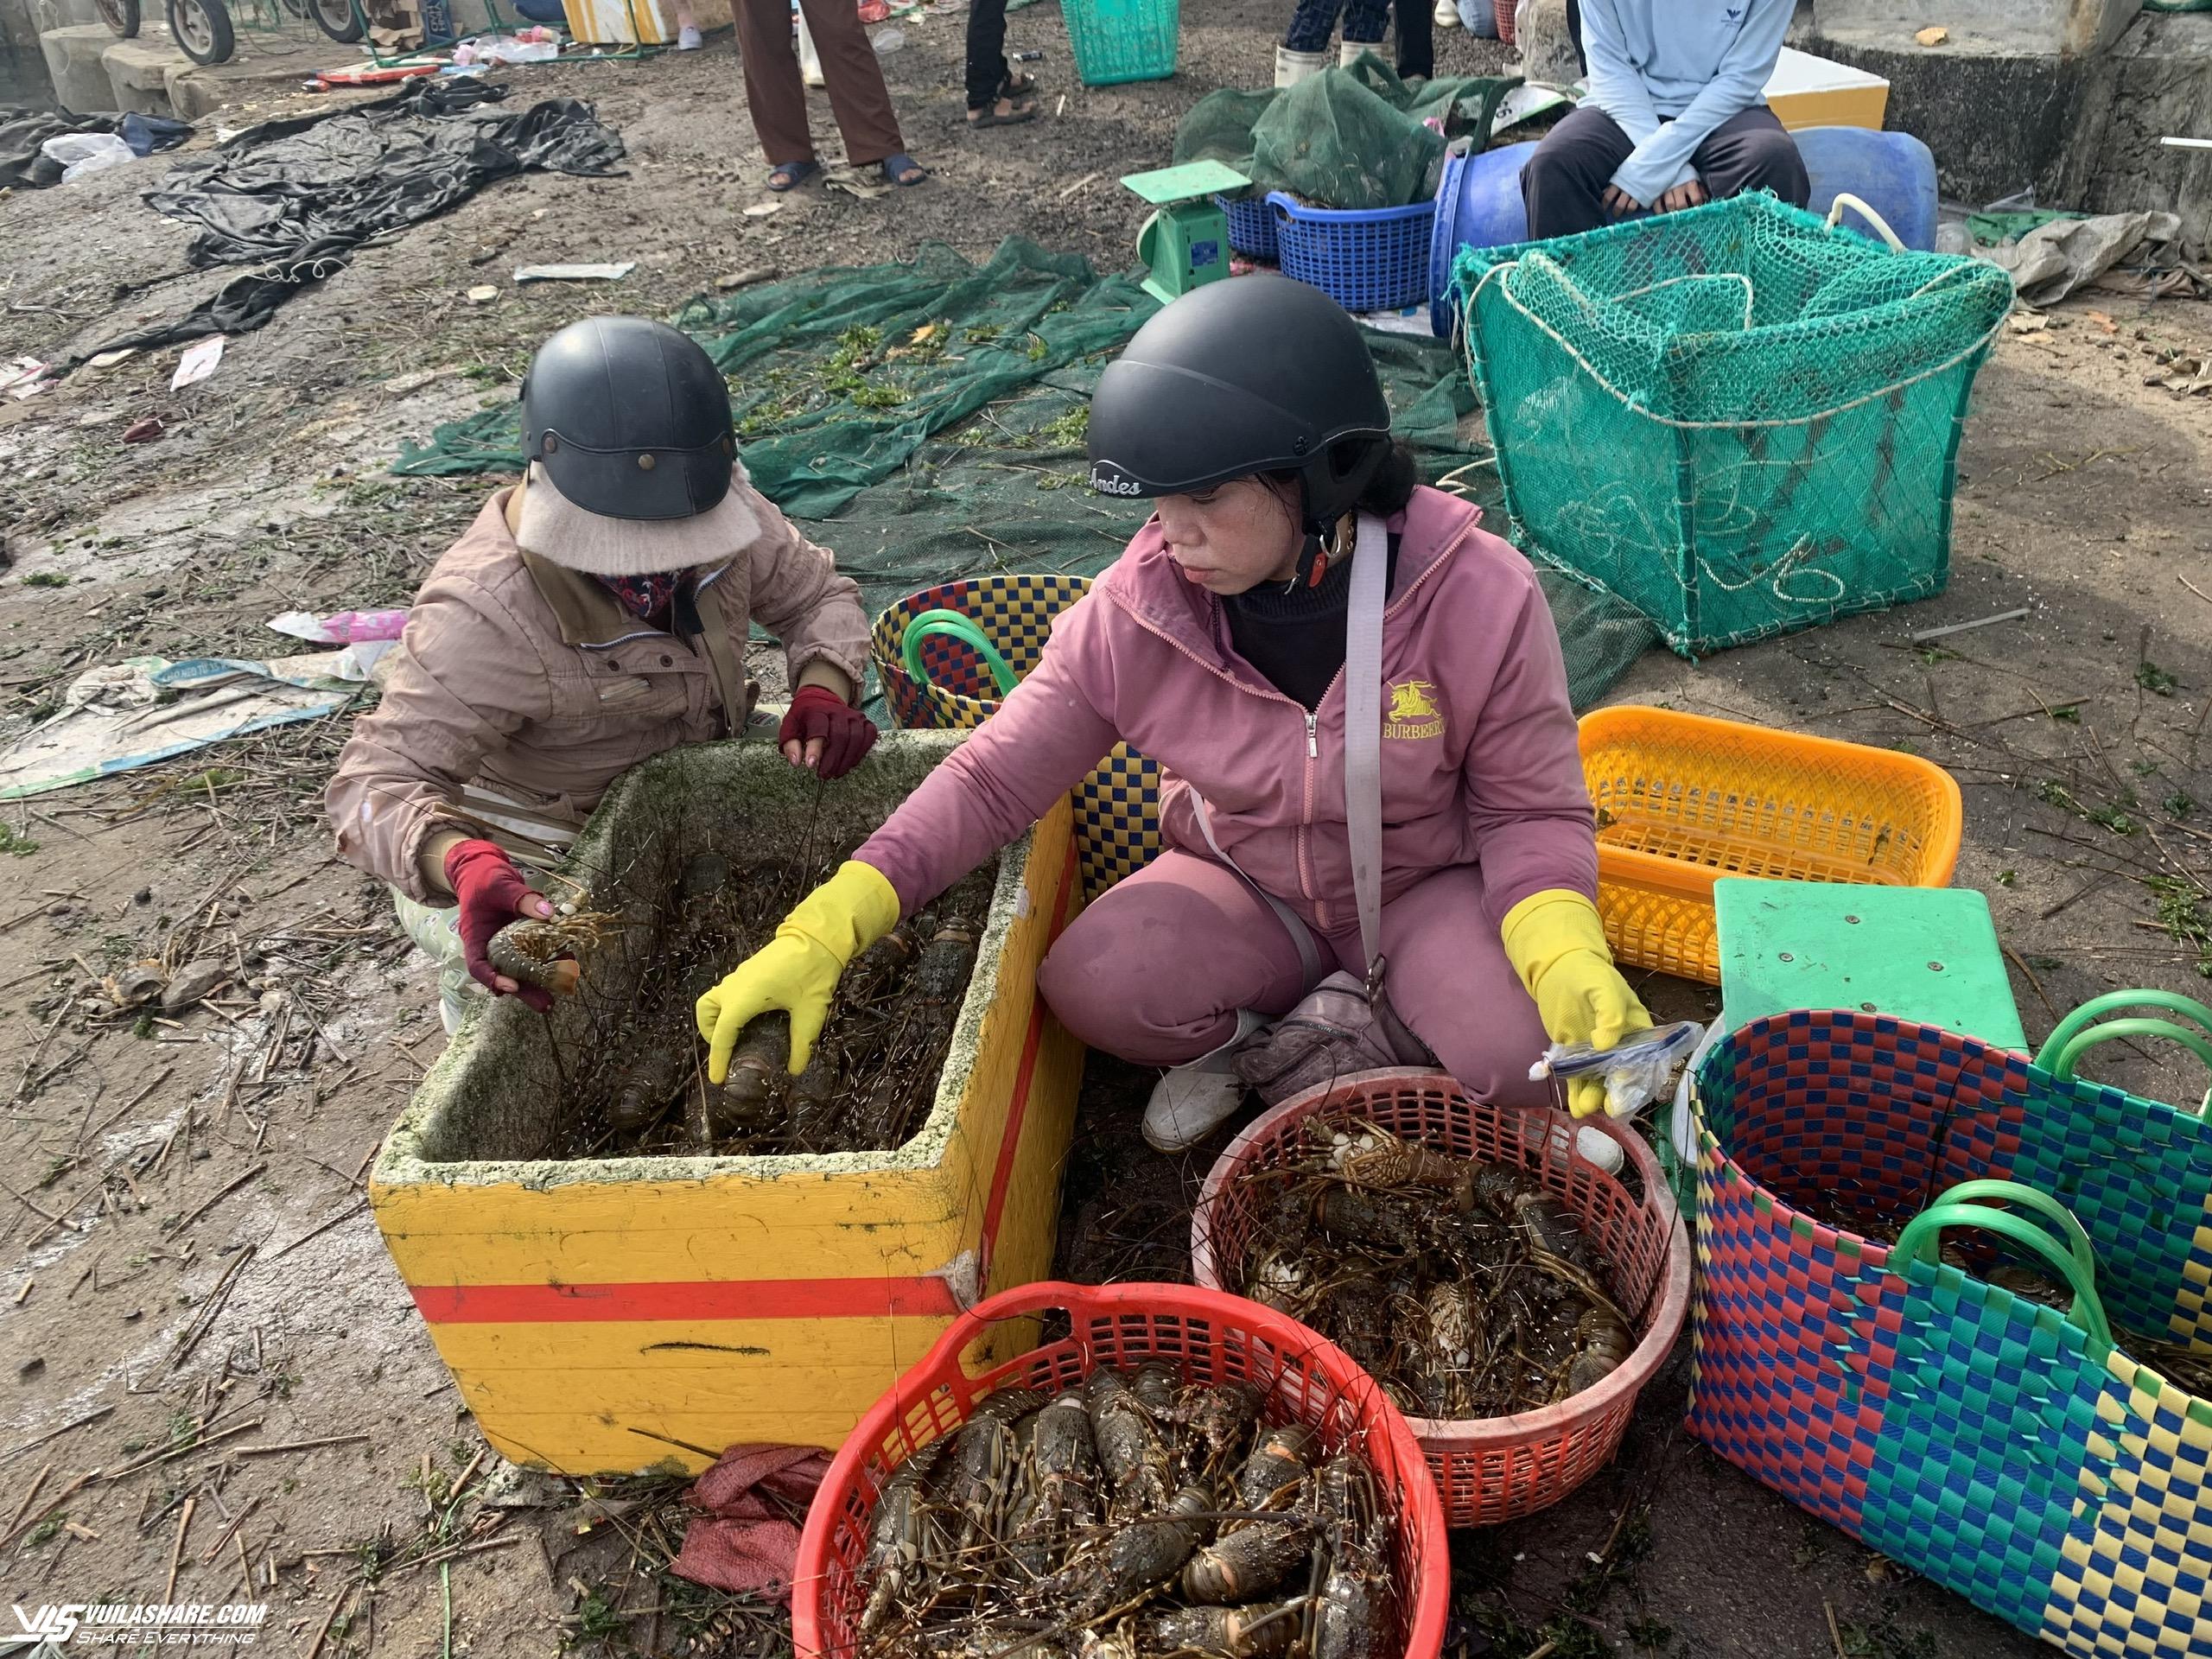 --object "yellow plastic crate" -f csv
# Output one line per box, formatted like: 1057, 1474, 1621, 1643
1580, 706, 1962, 985
369, 734, 1084, 1475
